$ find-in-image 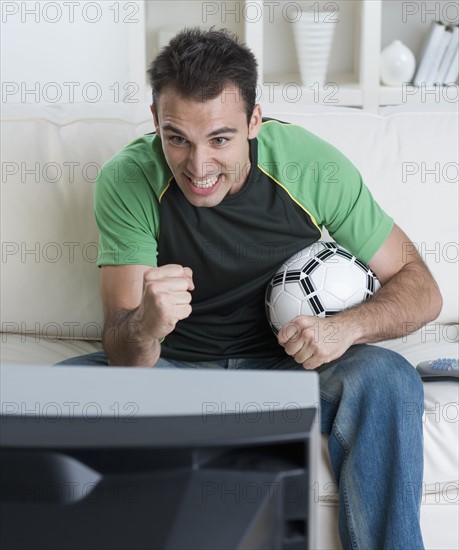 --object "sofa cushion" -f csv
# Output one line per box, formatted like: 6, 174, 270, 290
1, 103, 457, 342
1, 104, 153, 339
0, 334, 103, 365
